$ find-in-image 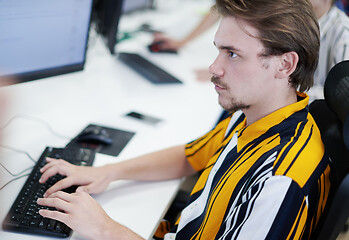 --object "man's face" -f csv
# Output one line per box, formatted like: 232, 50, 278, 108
210, 16, 280, 113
